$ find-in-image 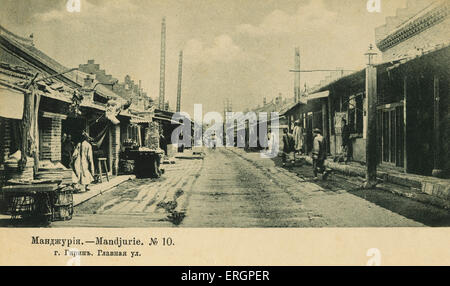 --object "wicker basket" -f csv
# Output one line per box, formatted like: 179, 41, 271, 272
52, 185, 73, 221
